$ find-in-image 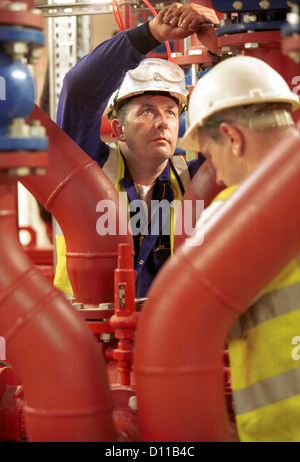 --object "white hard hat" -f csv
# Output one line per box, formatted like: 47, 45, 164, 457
106, 58, 188, 119
180, 56, 300, 152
